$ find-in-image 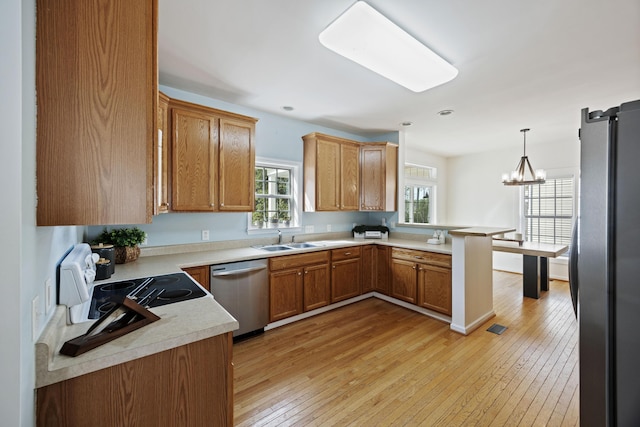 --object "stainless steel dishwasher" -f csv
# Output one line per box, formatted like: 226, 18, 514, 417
210, 259, 268, 338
